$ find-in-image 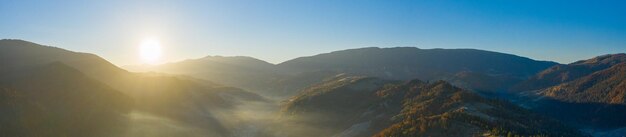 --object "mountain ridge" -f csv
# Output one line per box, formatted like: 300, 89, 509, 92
512, 53, 626, 92
277, 77, 585, 137
135, 46, 559, 98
